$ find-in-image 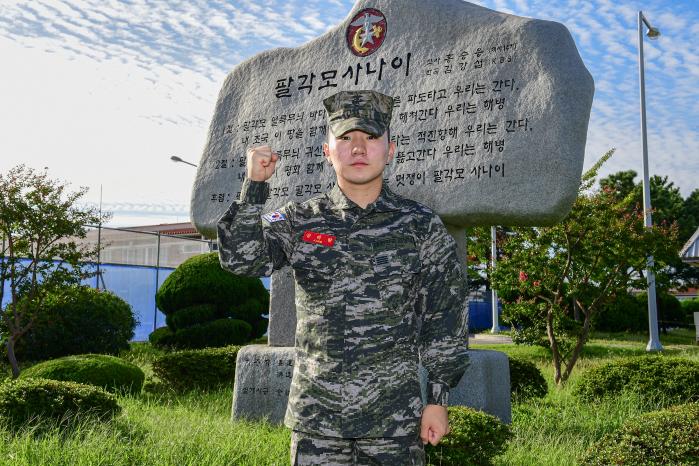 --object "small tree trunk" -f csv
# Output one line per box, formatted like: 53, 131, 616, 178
6, 337, 20, 379
546, 308, 562, 384
561, 314, 592, 383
